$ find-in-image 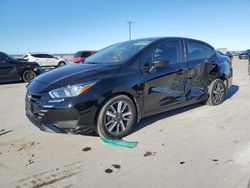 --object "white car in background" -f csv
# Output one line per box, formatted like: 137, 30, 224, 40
23, 53, 67, 67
